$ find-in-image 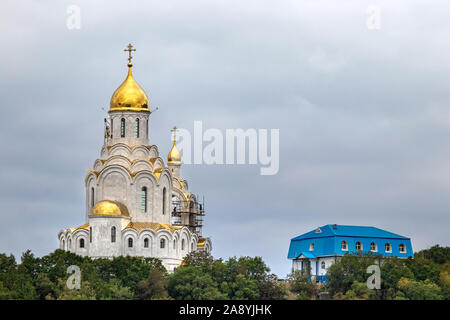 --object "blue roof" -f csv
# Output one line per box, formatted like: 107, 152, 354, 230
288, 224, 413, 259
291, 224, 409, 241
